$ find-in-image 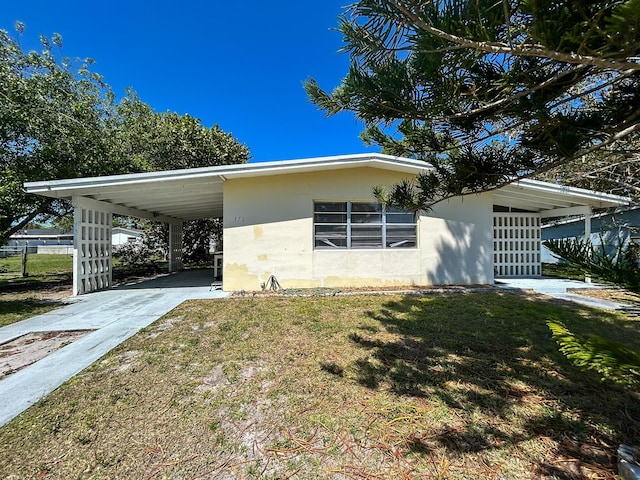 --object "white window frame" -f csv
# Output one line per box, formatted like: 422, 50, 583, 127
314, 201, 417, 250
